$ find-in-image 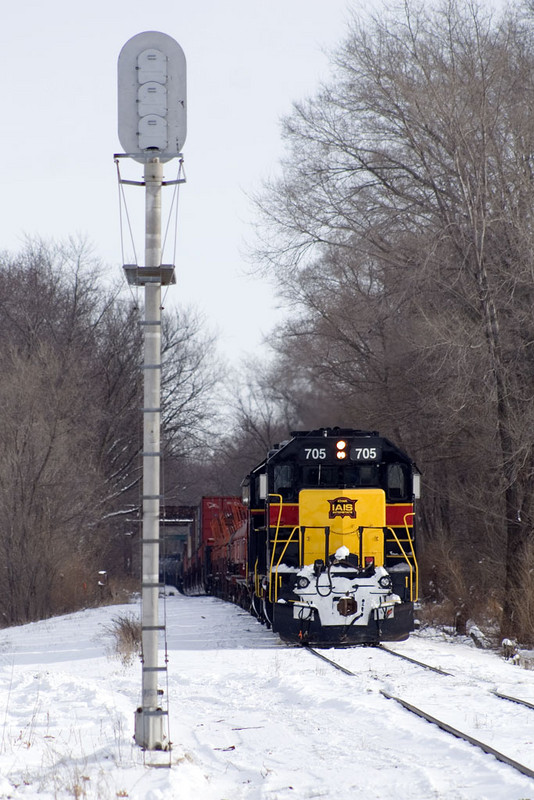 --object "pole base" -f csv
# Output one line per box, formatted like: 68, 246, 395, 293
134, 707, 170, 751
